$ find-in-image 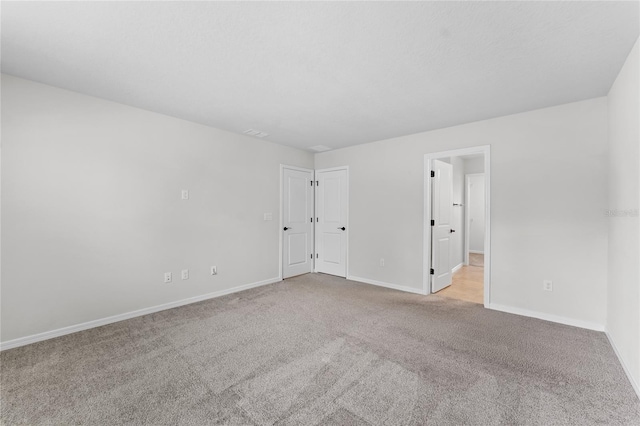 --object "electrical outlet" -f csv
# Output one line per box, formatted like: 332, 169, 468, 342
181, 189, 189, 200
211, 266, 217, 275
181, 269, 189, 280
543, 280, 553, 292
380, 258, 385, 267
164, 272, 172, 283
